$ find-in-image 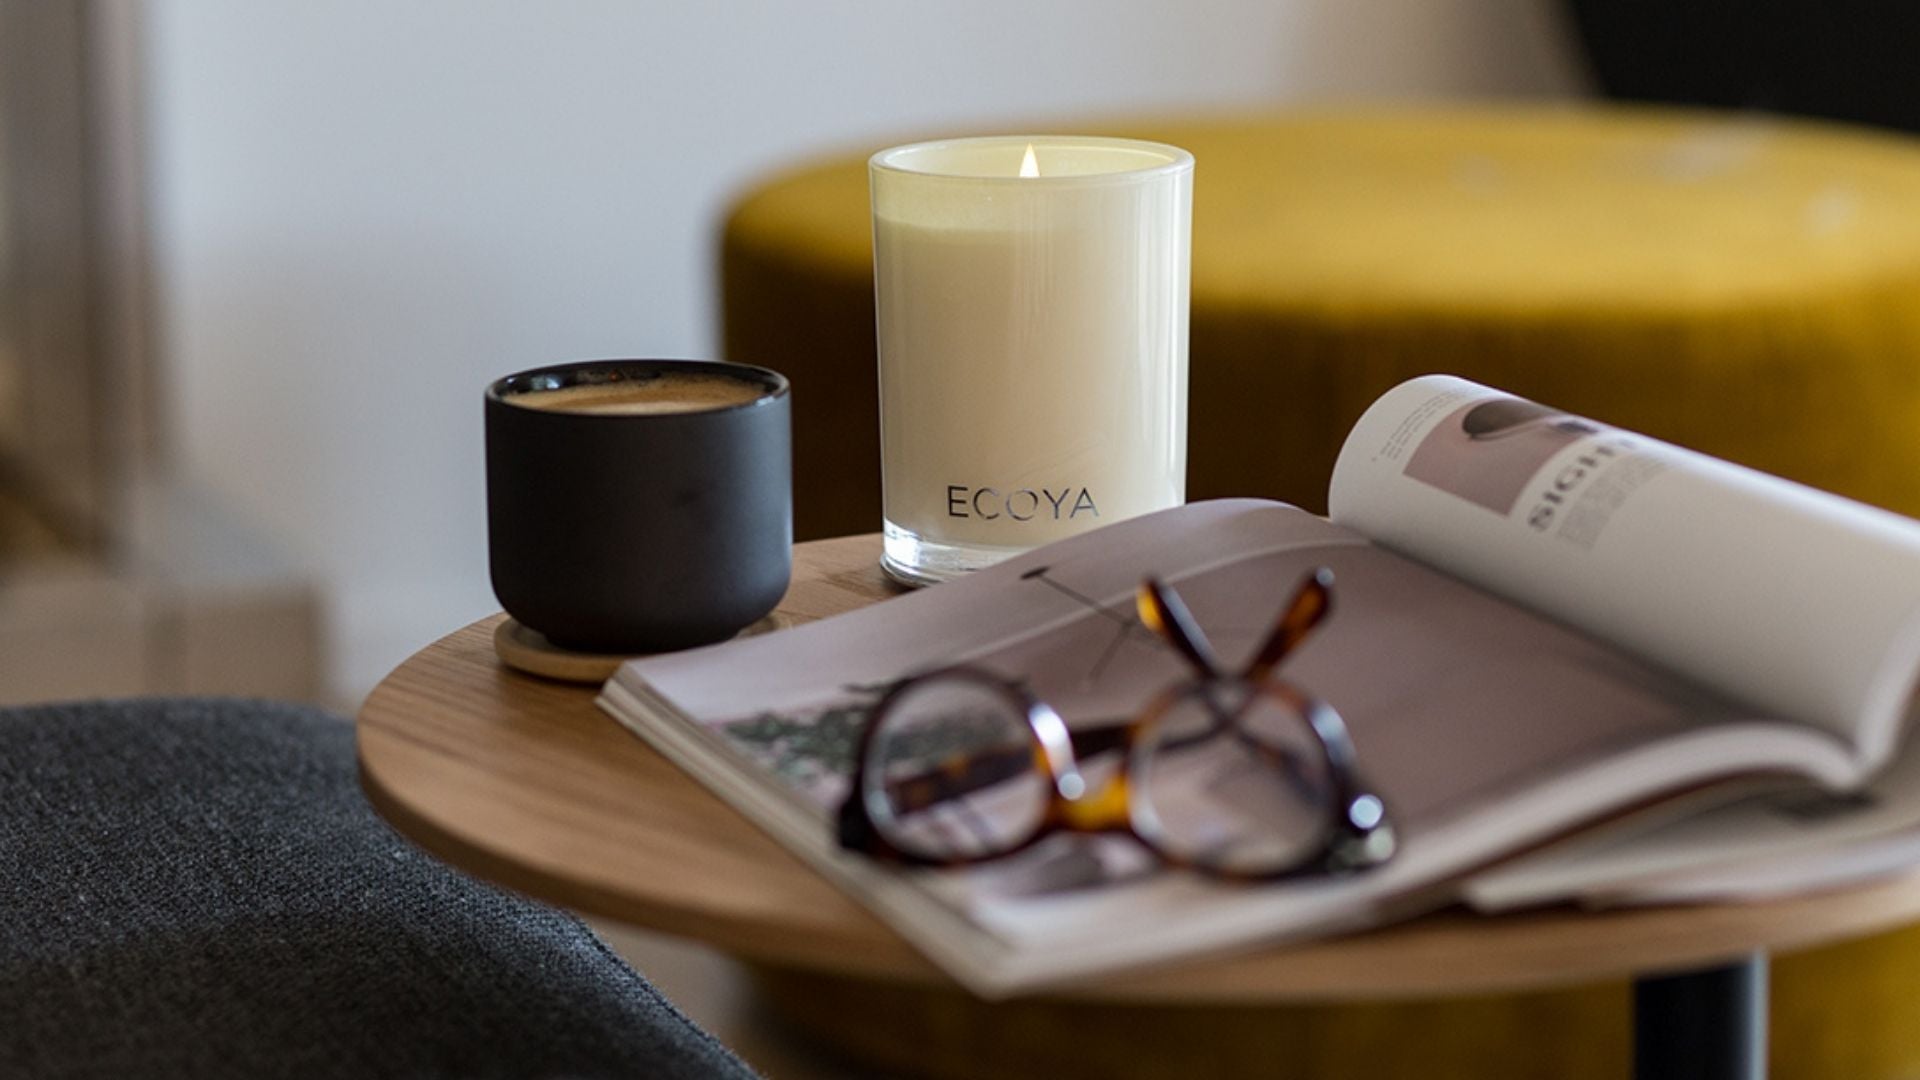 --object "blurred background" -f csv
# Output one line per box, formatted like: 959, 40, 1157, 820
5, 1, 1592, 707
